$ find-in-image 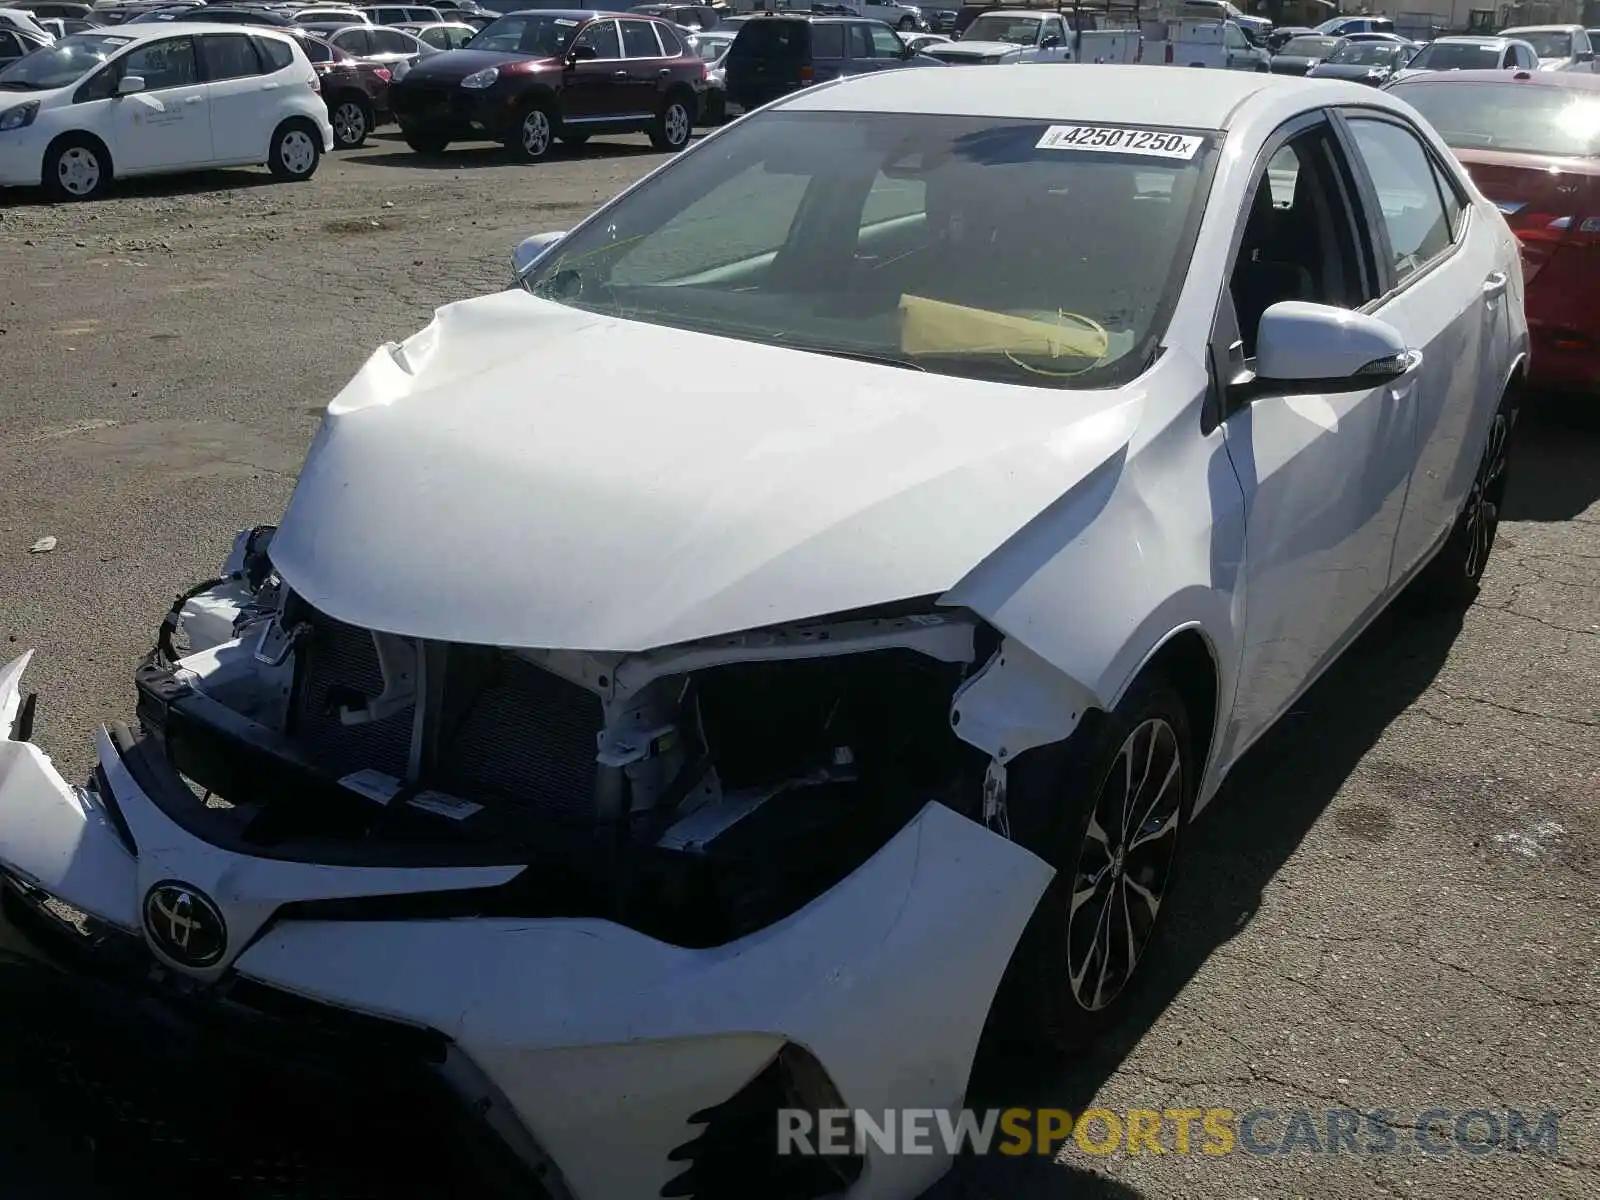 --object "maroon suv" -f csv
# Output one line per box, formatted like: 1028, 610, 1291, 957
387, 8, 707, 160
286, 29, 396, 149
